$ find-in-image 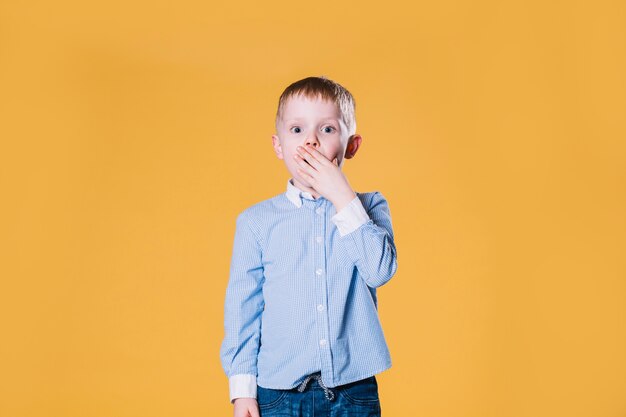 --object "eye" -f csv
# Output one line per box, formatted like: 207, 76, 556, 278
322, 126, 336, 133
290, 126, 302, 134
